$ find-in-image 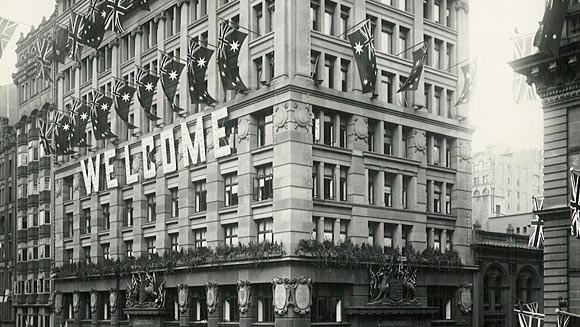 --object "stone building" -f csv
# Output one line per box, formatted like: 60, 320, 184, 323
15, 0, 474, 326
510, 0, 580, 325
471, 146, 543, 230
